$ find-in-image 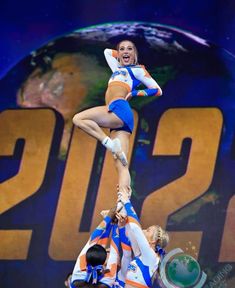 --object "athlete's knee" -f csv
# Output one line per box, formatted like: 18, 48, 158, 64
72, 113, 83, 128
